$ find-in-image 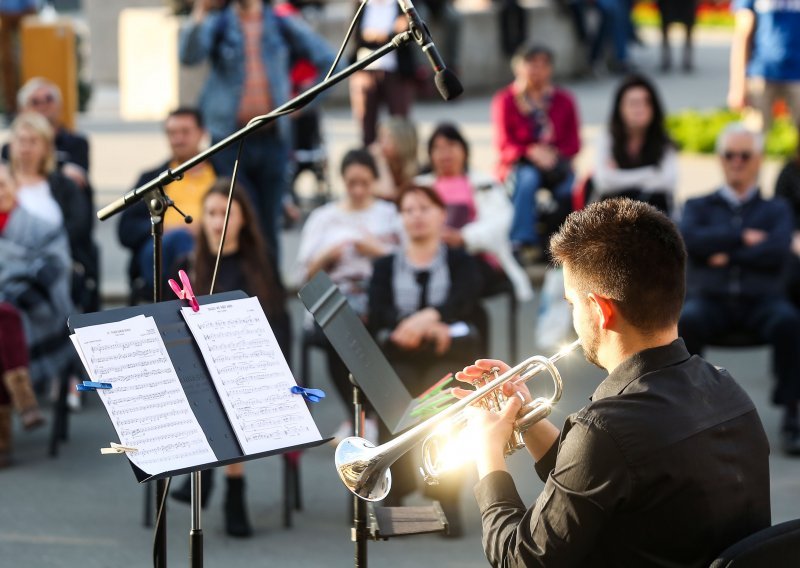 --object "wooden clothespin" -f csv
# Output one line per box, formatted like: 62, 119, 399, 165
100, 442, 138, 455
168, 269, 200, 312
